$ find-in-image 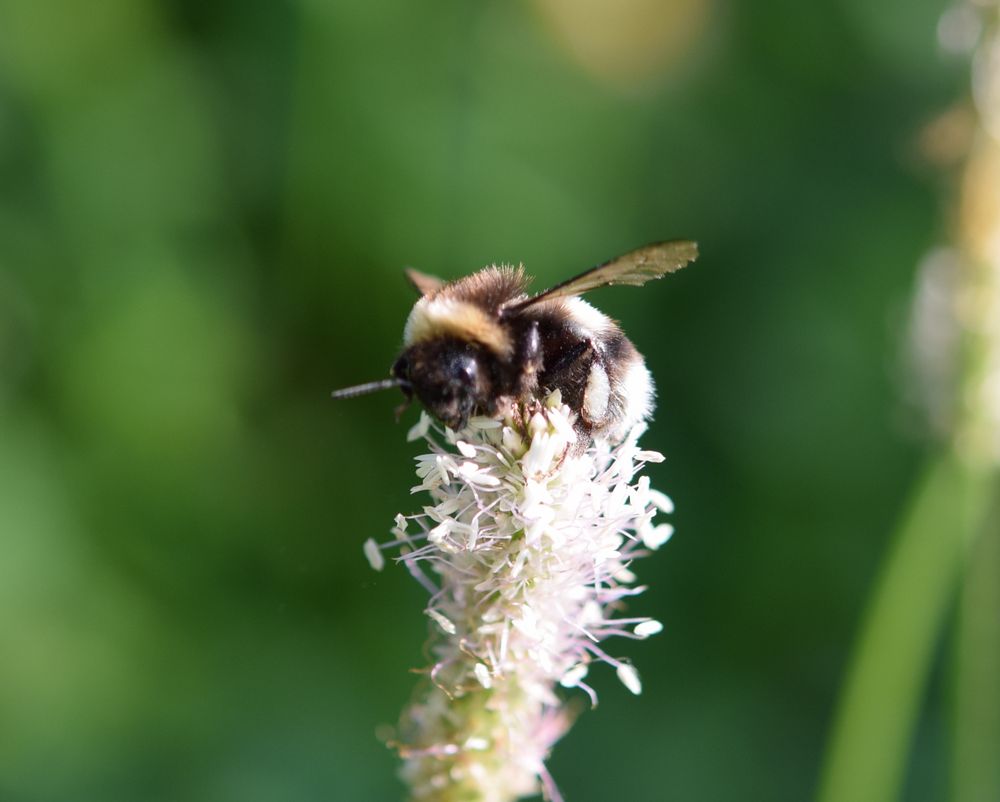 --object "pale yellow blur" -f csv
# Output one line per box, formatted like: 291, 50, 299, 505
532, 0, 711, 90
